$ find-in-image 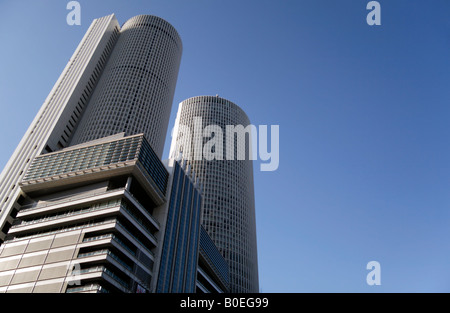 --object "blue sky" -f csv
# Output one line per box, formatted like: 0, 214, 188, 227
0, 0, 449, 292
